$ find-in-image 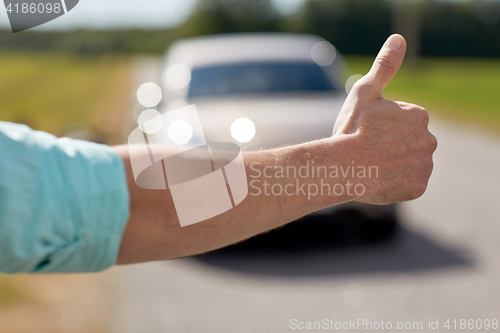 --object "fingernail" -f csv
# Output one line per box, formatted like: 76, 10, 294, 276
385, 34, 404, 52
